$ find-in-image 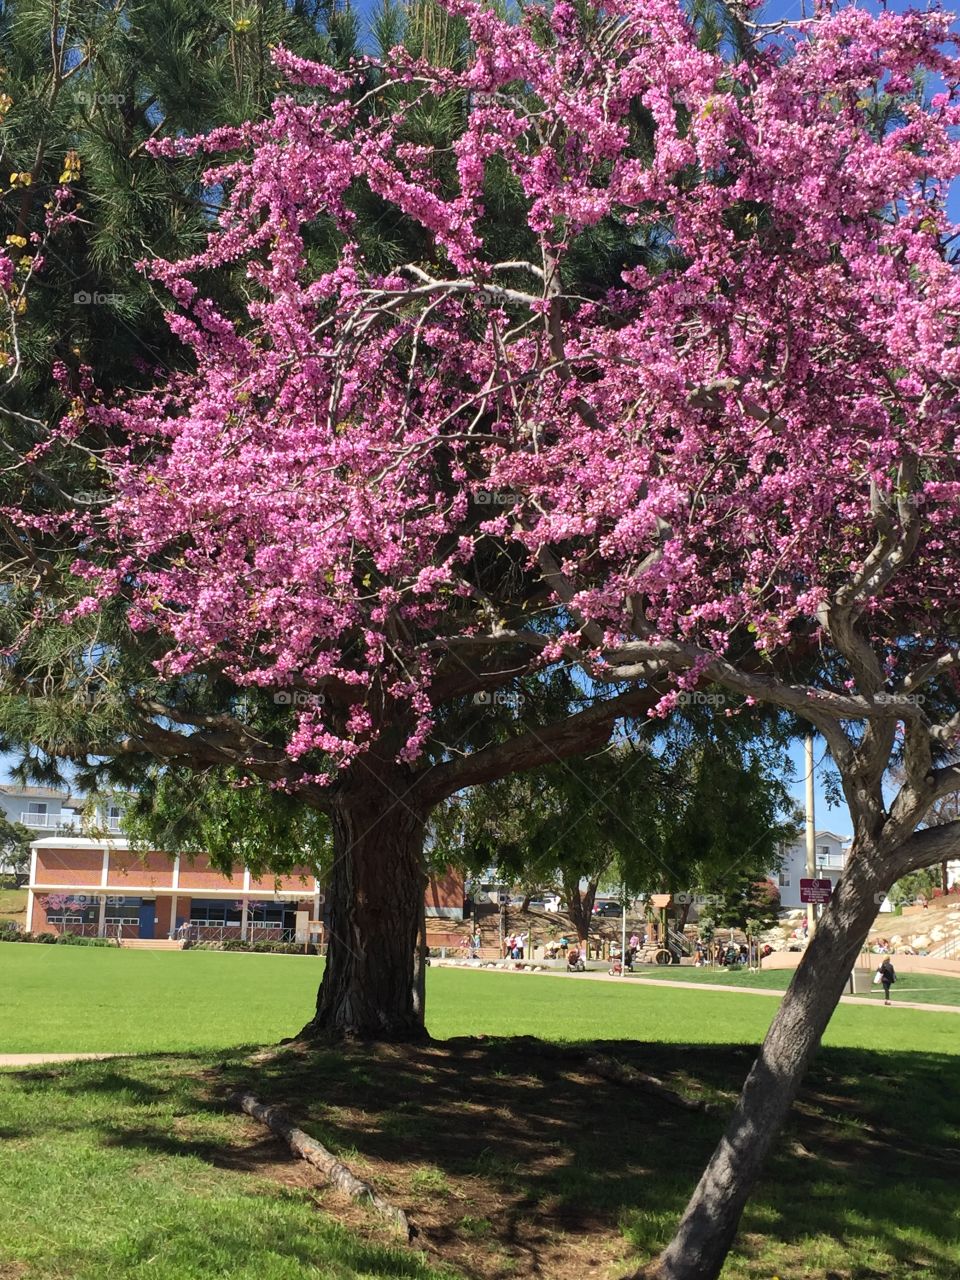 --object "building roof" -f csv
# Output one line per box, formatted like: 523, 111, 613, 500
0, 784, 72, 800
